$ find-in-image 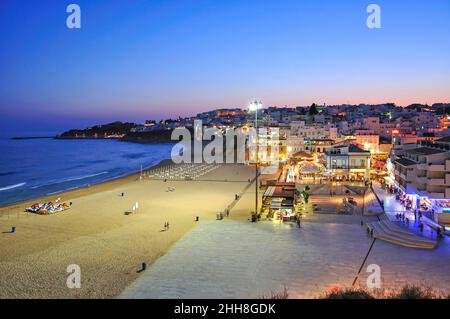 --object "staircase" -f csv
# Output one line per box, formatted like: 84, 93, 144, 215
366, 214, 437, 249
